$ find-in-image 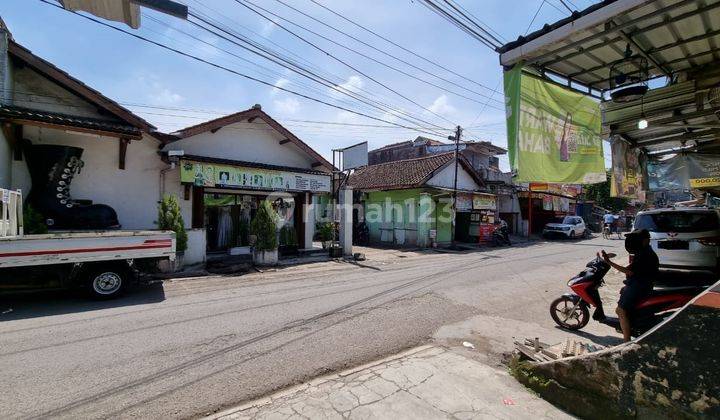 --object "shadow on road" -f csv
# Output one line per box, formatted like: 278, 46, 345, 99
0, 283, 166, 323
555, 326, 624, 347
